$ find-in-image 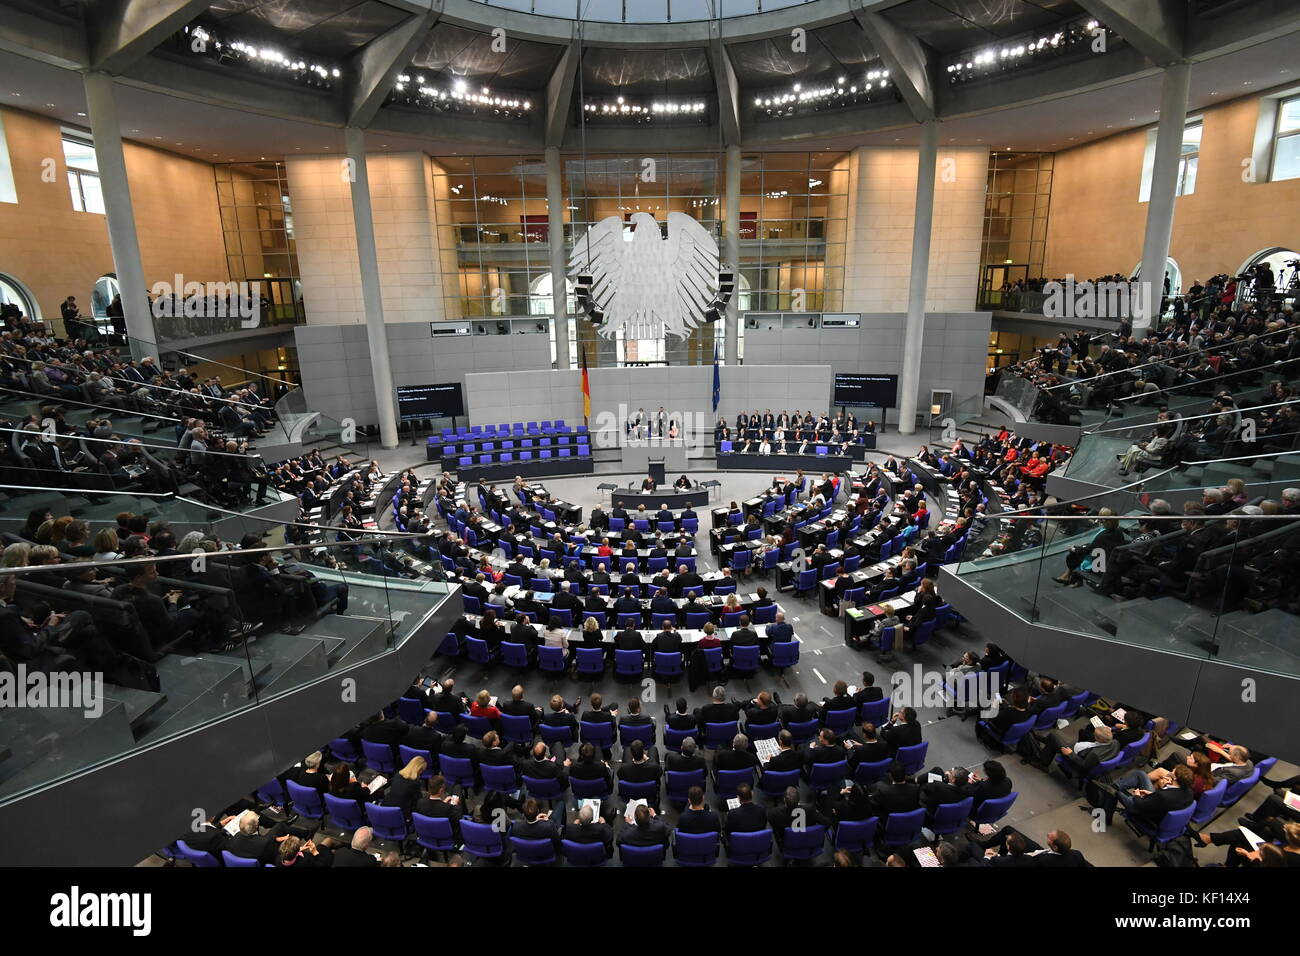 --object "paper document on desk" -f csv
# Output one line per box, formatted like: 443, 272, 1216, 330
1239, 826, 1266, 851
